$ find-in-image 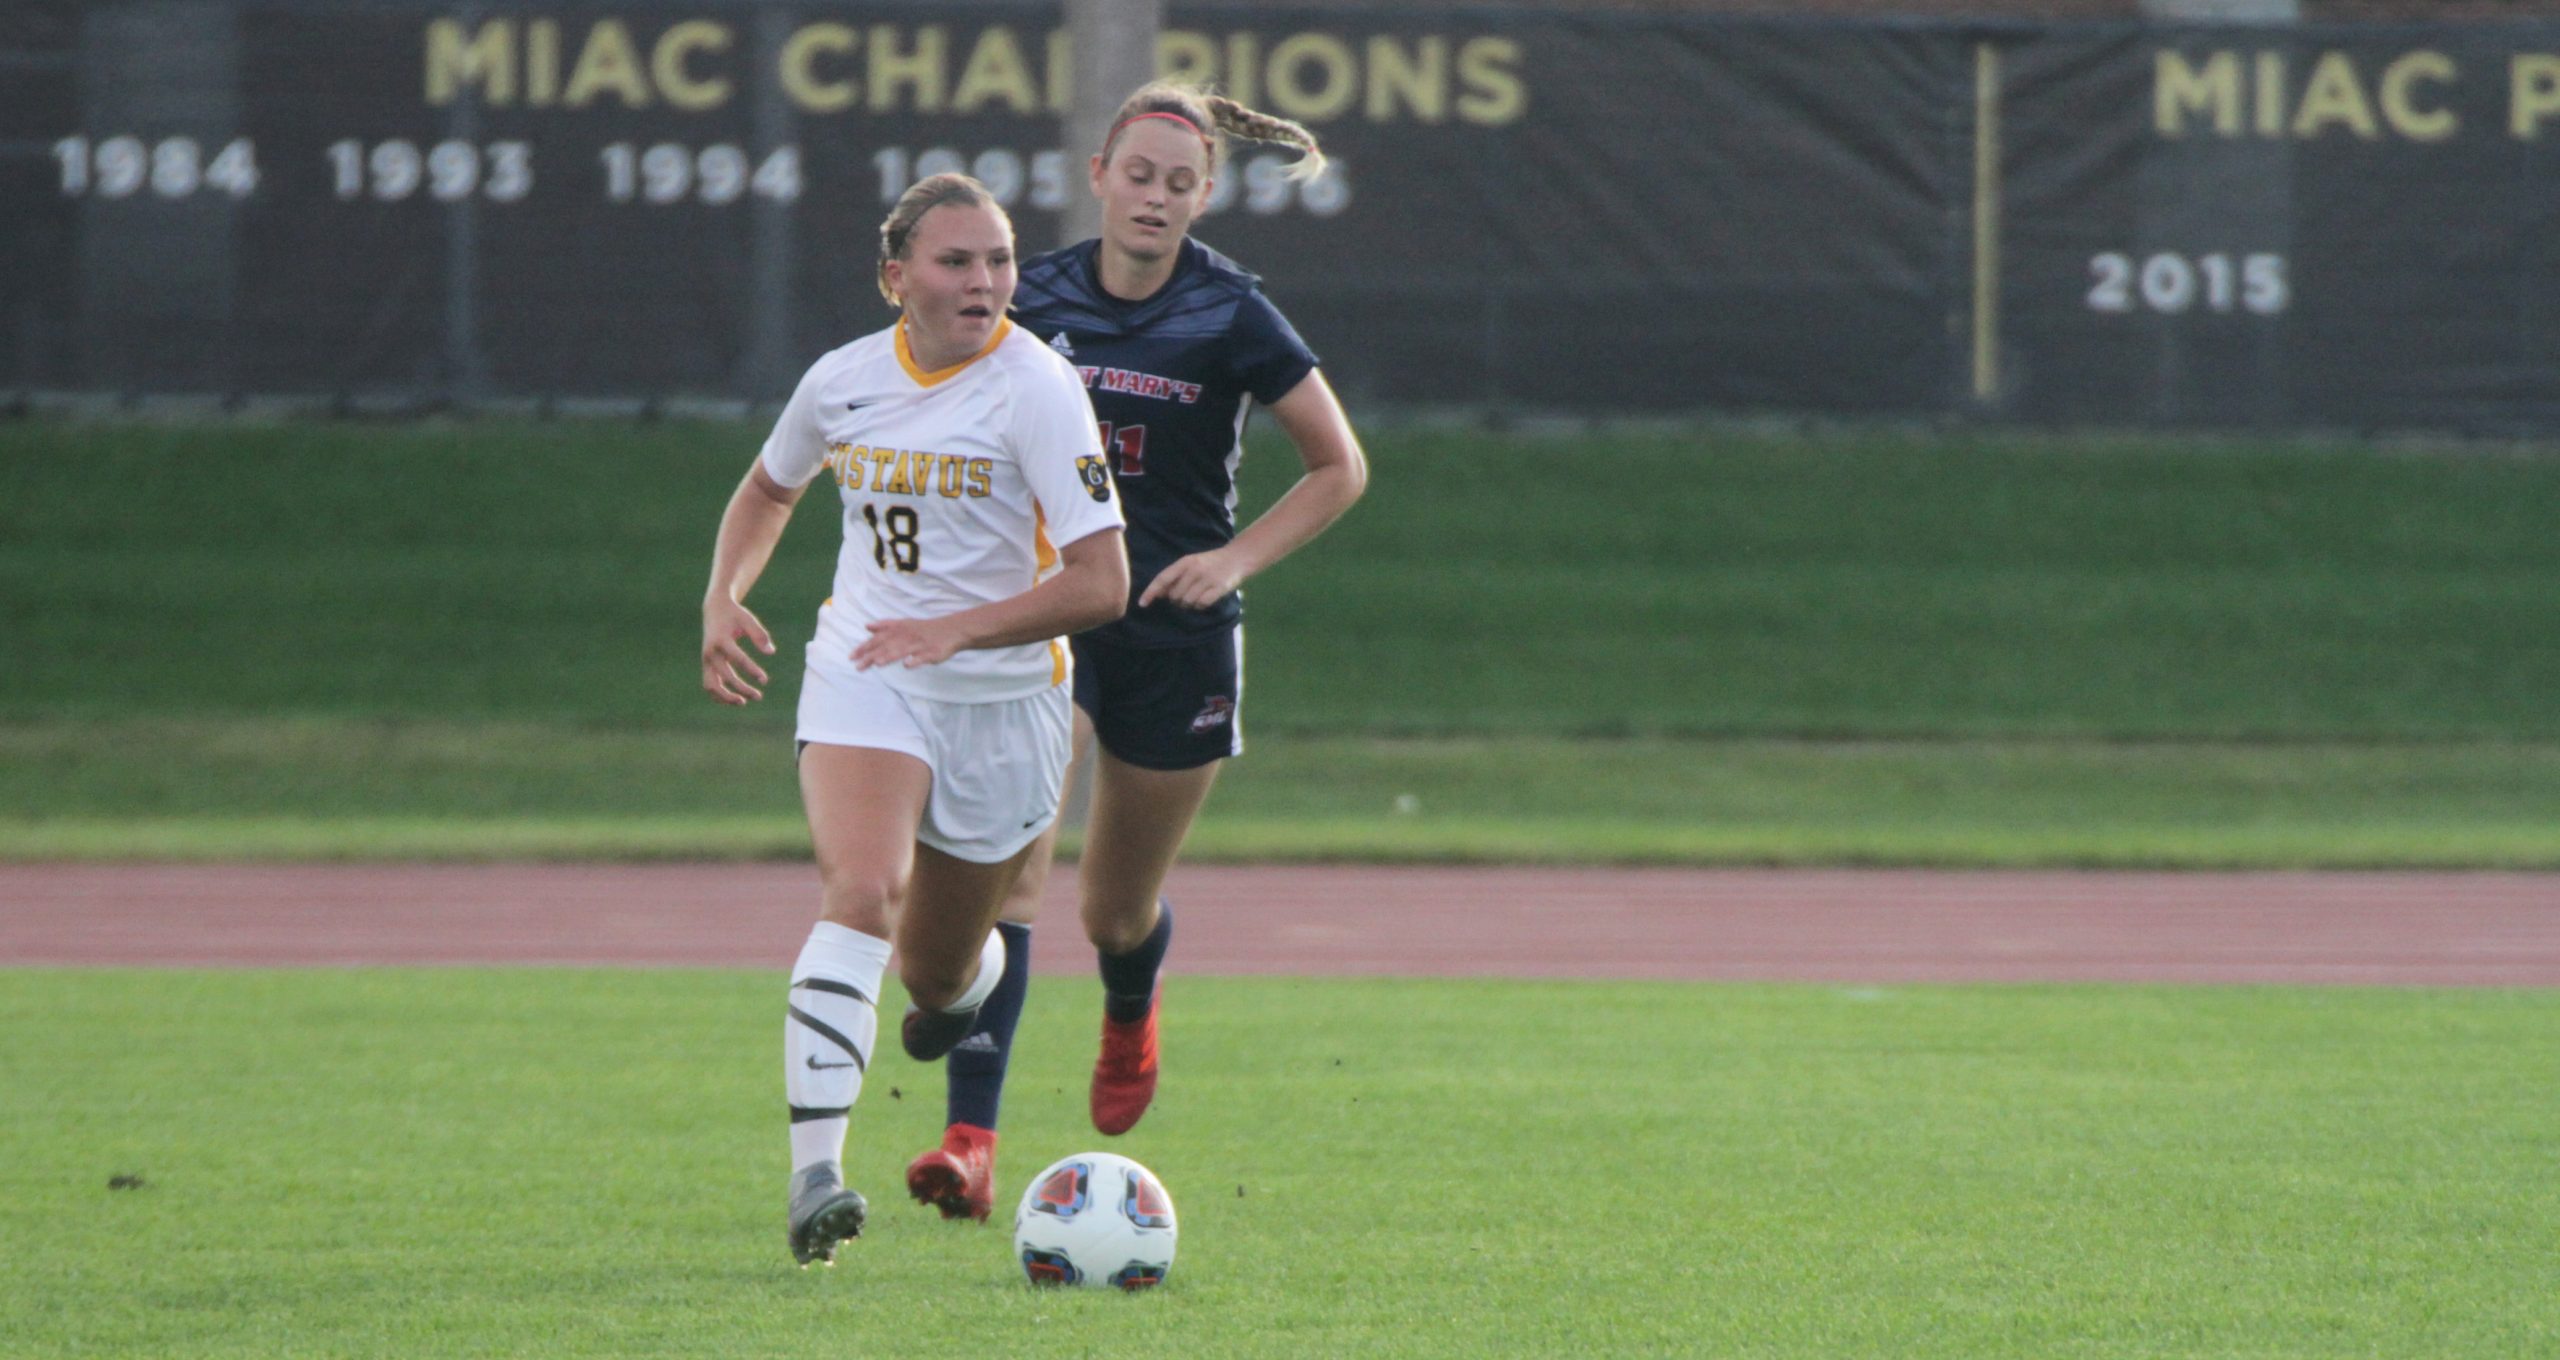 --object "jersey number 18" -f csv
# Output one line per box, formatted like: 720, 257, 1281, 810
862, 503, 920, 573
